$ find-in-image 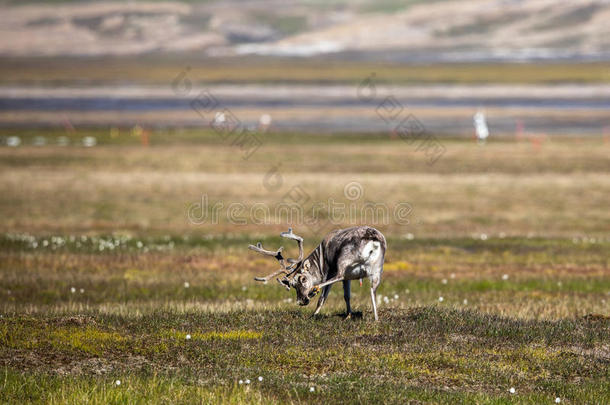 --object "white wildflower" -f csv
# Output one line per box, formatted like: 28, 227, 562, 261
82, 136, 97, 147
6, 136, 20, 147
